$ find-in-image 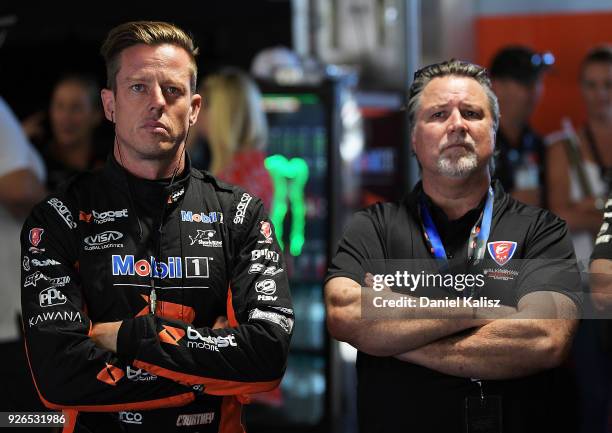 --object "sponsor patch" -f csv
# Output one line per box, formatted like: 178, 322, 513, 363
119, 412, 143, 425
249, 308, 294, 333
258, 221, 274, 244
181, 210, 223, 223
47, 198, 77, 229
269, 306, 294, 315
24, 271, 46, 287
233, 193, 252, 224
248, 263, 284, 276
188, 229, 222, 248
31, 258, 61, 267
39, 287, 67, 307
126, 366, 157, 382
596, 234, 612, 245
29, 228, 44, 246
84, 231, 124, 251
250, 249, 280, 262
483, 268, 519, 281
112, 256, 211, 279
255, 279, 277, 295
168, 187, 185, 204
487, 241, 517, 267
28, 310, 82, 327
80, 209, 128, 224
176, 412, 215, 427
50, 276, 70, 287
23, 256, 30, 271
186, 327, 237, 351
